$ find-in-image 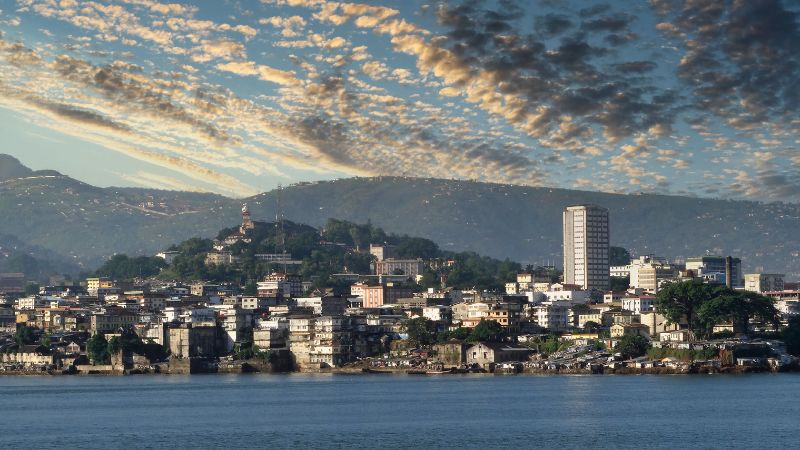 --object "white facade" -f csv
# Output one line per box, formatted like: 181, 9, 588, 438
621, 296, 655, 314
744, 273, 784, 294
563, 205, 609, 291
533, 304, 569, 332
